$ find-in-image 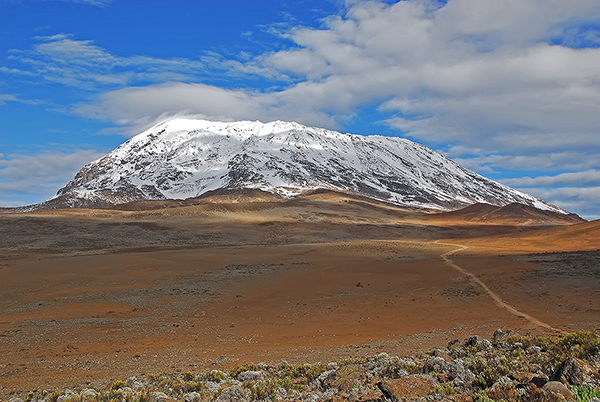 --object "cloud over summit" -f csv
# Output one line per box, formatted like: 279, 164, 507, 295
1, 0, 599, 218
